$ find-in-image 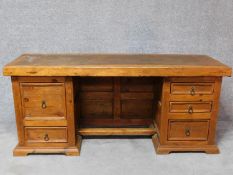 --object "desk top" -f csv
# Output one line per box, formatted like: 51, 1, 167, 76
3, 54, 232, 77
